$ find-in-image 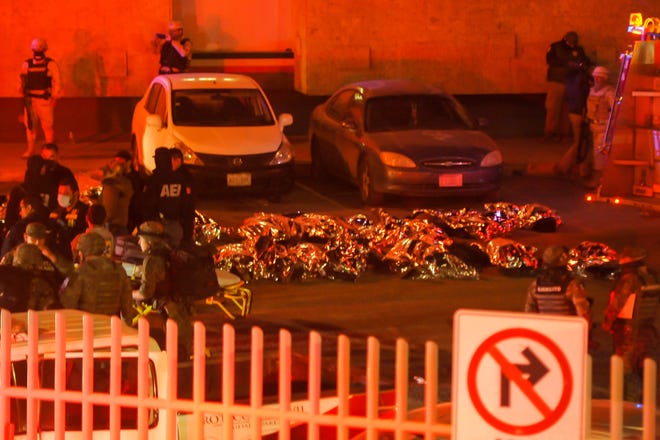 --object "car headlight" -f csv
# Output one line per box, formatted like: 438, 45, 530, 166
269, 142, 293, 165
173, 142, 204, 166
480, 150, 503, 167
379, 151, 416, 168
